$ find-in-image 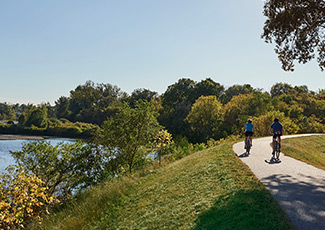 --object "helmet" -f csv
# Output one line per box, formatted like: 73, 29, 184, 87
248, 119, 252, 123
274, 118, 279, 122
